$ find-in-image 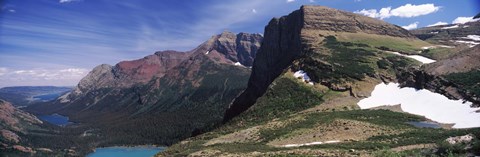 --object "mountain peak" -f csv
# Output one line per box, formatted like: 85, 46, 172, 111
204, 31, 262, 66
